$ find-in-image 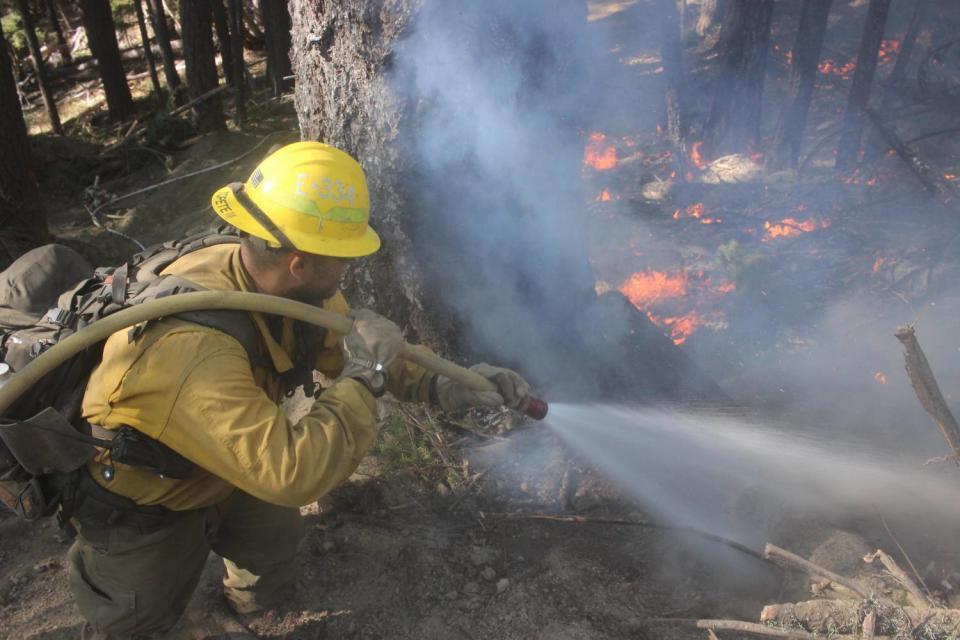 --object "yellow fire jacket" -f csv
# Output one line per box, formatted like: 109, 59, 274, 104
81, 244, 434, 510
